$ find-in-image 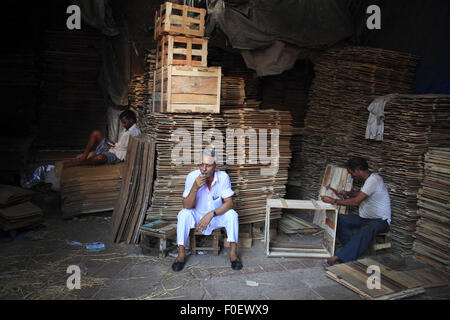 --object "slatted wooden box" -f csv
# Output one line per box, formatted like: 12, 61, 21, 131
265, 199, 338, 258
153, 65, 221, 113
156, 35, 208, 68
154, 2, 206, 40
